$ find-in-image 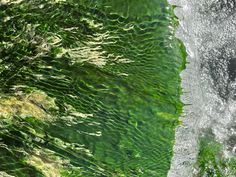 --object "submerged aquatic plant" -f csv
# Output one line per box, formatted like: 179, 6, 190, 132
0, 0, 185, 176
196, 136, 236, 177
